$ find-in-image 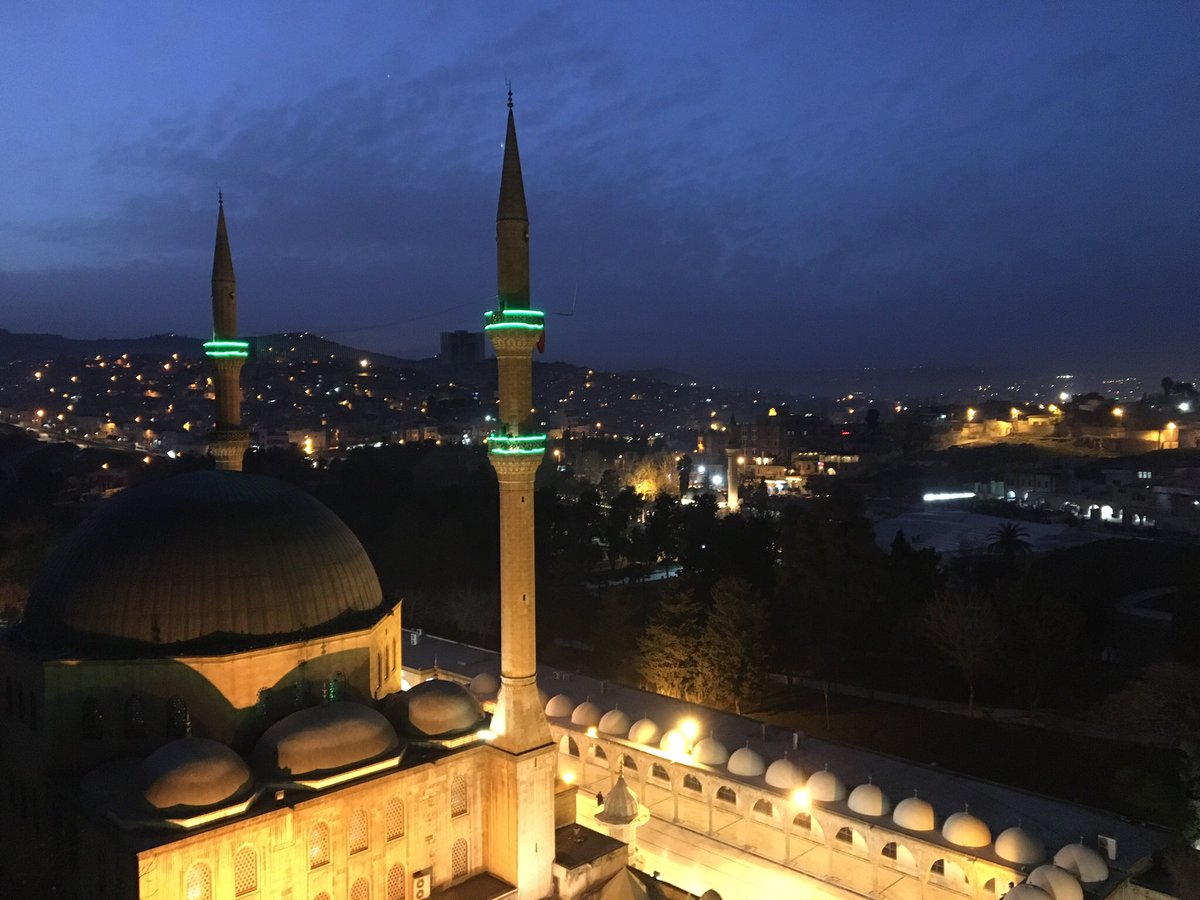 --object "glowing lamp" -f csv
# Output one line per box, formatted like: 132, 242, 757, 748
1113, 407, 1124, 418
680, 718, 699, 742
791, 787, 811, 810
586, 726, 598, 738
1167, 422, 1177, 431
561, 770, 576, 784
